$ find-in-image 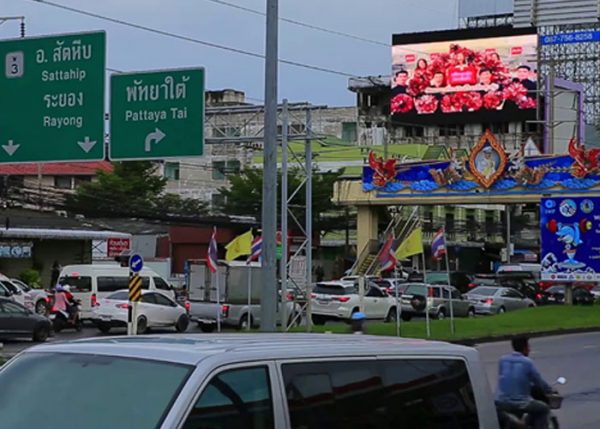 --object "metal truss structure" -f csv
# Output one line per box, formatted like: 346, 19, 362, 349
539, 23, 600, 125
